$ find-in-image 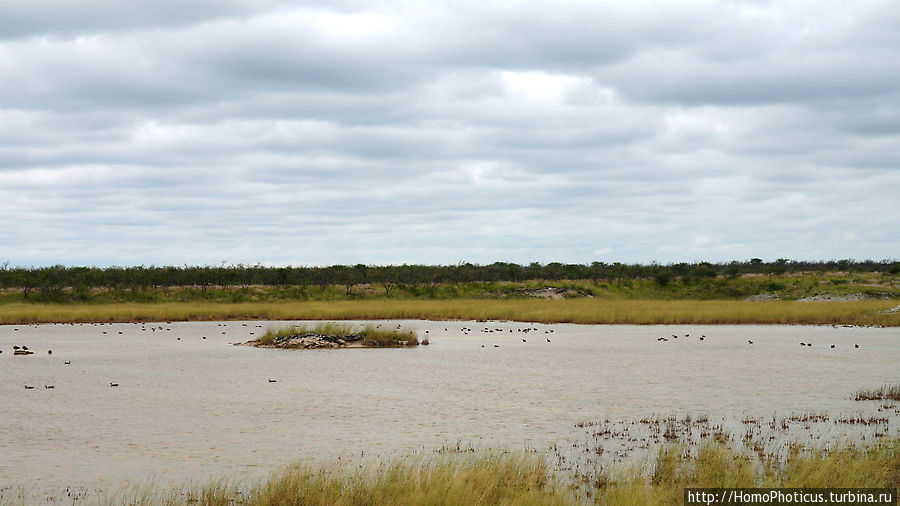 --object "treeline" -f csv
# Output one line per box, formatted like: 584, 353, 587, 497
1, 259, 897, 297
